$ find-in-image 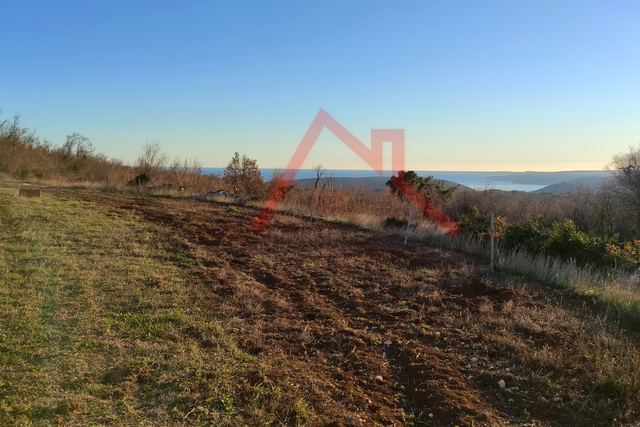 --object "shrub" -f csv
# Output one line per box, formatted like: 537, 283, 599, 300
383, 216, 417, 230
603, 240, 640, 270
501, 217, 548, 254
223, 152, 264, 197
455, 204, 490, 236
128, 172, 151, 186
545, 220, 591, 261
501, 217, 640, 271
384, 217, 408, 229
